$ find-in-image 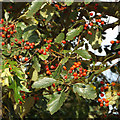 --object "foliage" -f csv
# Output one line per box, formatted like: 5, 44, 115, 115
1, 1, 120, 119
